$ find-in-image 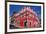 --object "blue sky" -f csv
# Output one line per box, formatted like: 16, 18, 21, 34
10, 5, 41, 17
